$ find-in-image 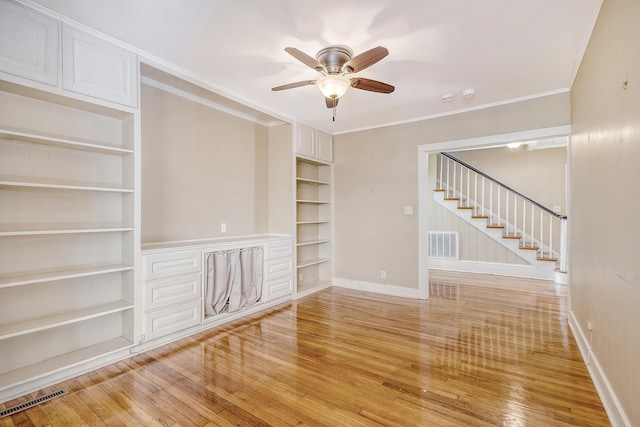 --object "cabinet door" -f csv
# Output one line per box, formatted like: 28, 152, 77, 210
295, 124, 316, 158
263, 276, 293, 301
62, 25, 138, 107
143, 250, 202, 281
0, 1, 59, 86
316, 131, 333, 163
